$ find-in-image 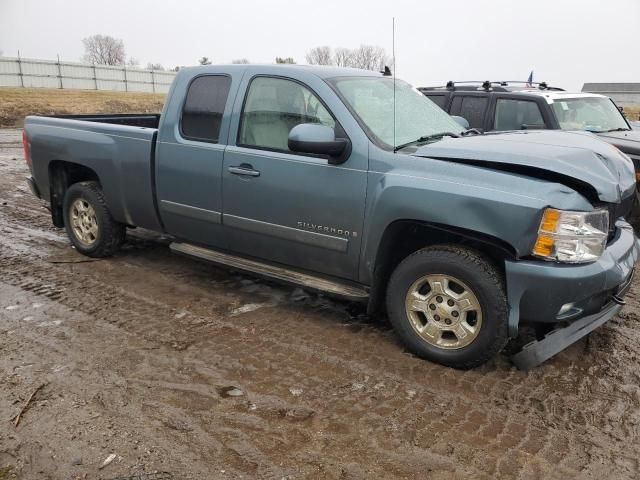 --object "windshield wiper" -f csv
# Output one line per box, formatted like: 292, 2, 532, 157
394, 132, 460, 152
587, 127, 630, 133
602, 127, 631, 132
